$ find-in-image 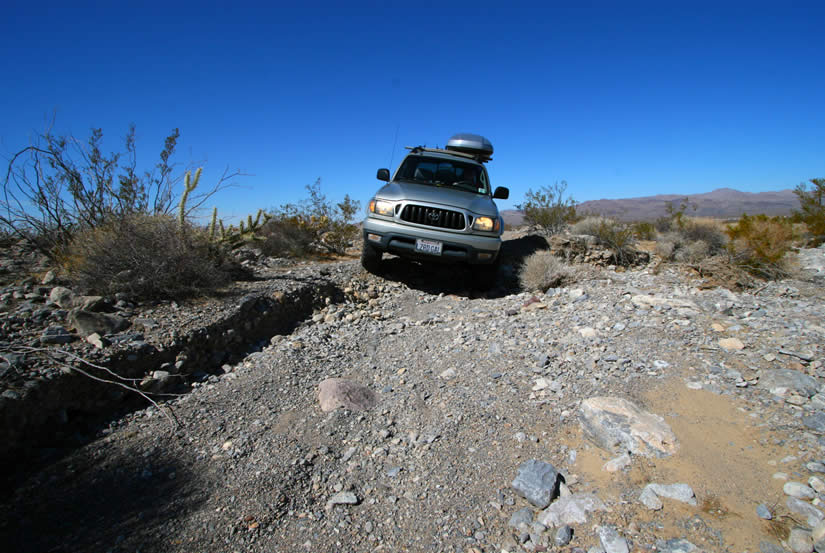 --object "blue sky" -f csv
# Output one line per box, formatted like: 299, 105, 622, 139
1, 1, 823, 222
